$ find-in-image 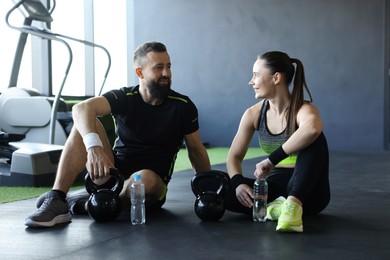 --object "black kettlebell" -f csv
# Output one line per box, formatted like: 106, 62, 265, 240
191, 170, 229, 222
85, 169, 124, 222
